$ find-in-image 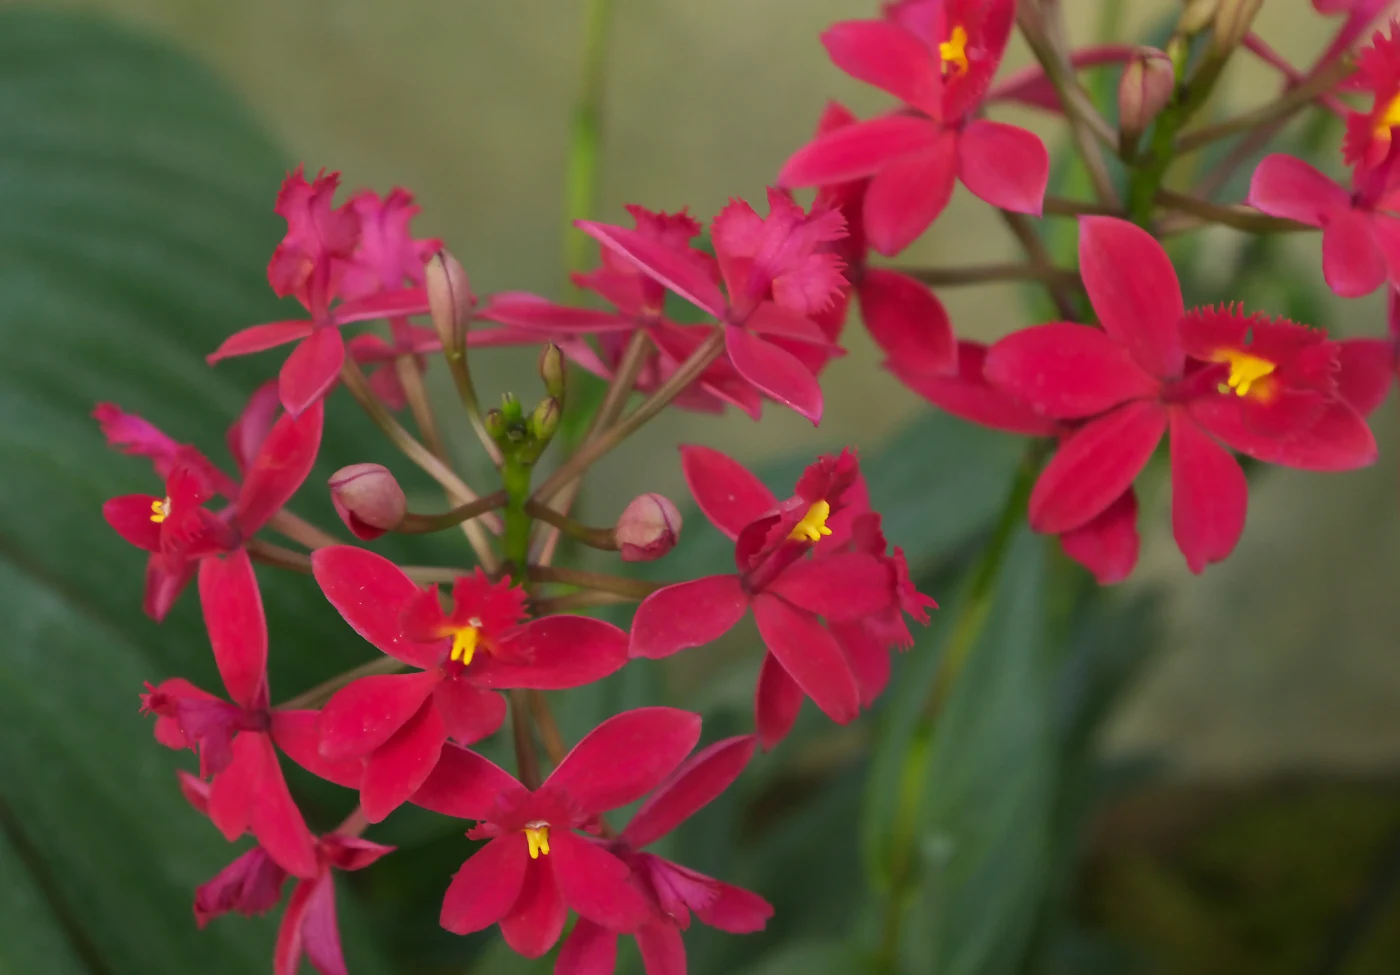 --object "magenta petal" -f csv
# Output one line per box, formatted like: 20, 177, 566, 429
270, 710, 363, 788
956, 120, 1048, 215
1246, 154, 1344, 225
890, 340, 1059, 436
724, 326, 823, 423
821, 20, 941, 117
103, 495, 164, 552
311, 546, 444, 668
831, 621, 892, 707
1058, 490, 1140, 586
411, 743, 527, 819
857, 269, 956, 376
1191, 398, 1379, 471
247, 735, 320, 879
546, 707, 702, 814
198, 549, 267, 709
293, 873, 347, 975
754, 651, 805, 749
440, 835, 529, 935
984, 322, 1160, 419
476, 616, 628, 690
207, 320, 315, 362
1169, 412, 1247, 574
433, 680, 507, 746
778, 115, 939, 187
696, 881, 774, 934
863, 132, 958, 256
1336, 337, 1395, 416
318, 670, 441, 761
630, 575, 750, 660
478, 293, 634, 333
360, 701, 446, 822
551, 832, 652, 931
680, 444, 777, 539
623, 735, 757, 849
235, 399, 324, 536
500, 858, 568, 958
1078, 217, 1185, 379
765, 552, 892, 621
635, 921, 688, 975
207, 733, 257, 841
331, 287, 430, 324
752, 594, 859, 724
556, 919, 619, 975
1029, 401, 1167, 534
1322, 209, 1386, 298
278, 327, 345, 418
575, 220, 725, 317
